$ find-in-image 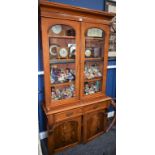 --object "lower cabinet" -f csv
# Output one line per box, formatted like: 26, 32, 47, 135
48, 117, 81, 154
47, 101, 109, 154
83, 109, 107, 142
